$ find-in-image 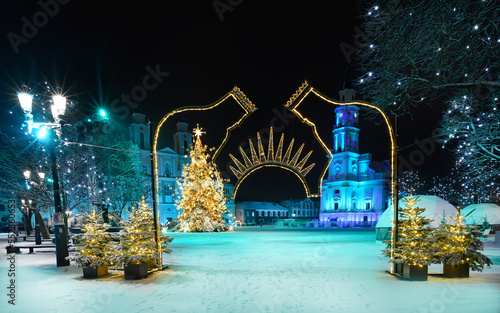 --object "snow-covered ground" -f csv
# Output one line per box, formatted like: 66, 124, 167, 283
1, 229, 500, 313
